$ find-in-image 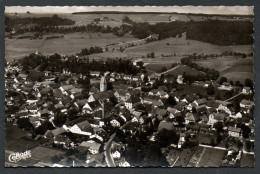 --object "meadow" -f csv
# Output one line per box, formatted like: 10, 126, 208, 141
195, 57, 254, 82
5, 32, 136, 61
